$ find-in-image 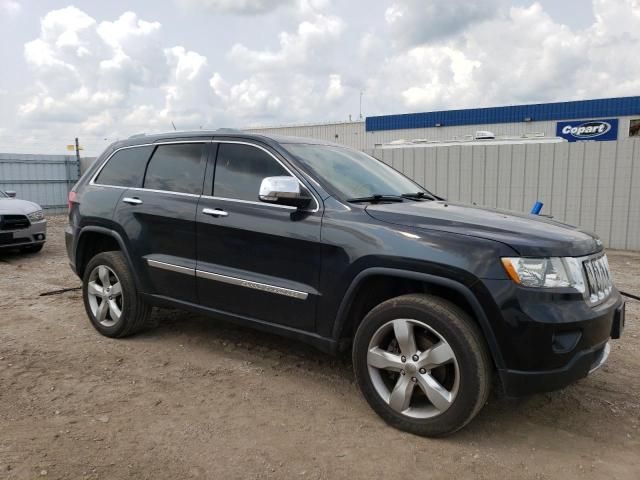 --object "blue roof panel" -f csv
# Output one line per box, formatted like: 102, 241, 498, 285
365, 96, 640, 131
